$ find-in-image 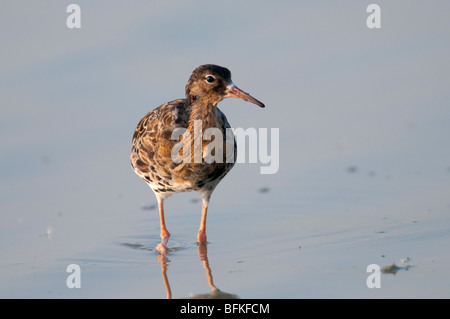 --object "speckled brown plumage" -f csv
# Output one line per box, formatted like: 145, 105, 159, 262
130, 64, 264, 253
